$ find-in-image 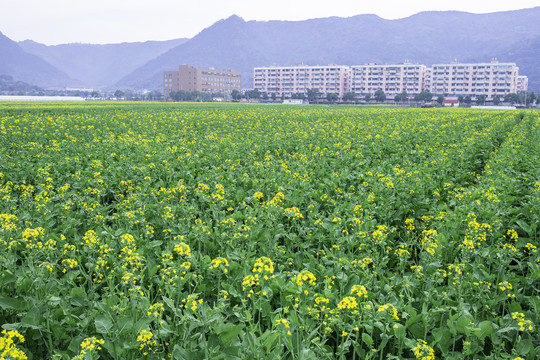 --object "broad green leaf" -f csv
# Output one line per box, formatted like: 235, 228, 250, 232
362, 333, 374, 347
473, 321, 494, 339
95, 316, 113, 334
